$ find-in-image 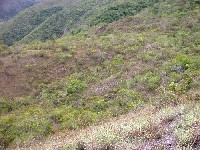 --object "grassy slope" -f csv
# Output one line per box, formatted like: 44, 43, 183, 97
65, 101, 200, 149
17, 101, 200, 150
0, 0, 200, 149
